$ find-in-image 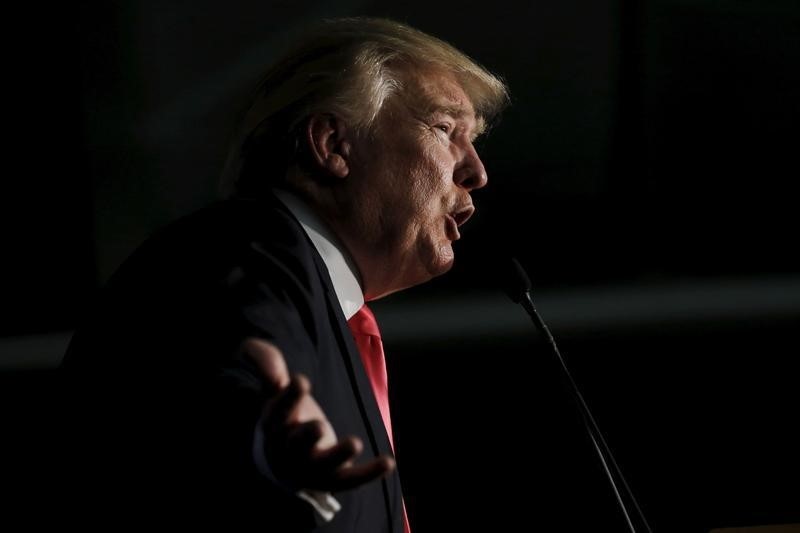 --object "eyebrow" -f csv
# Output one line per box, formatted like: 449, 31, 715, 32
426, 103, 486, 140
